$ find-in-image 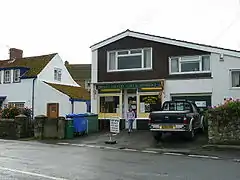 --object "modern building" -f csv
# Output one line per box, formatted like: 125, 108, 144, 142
90, 29, 240, 129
